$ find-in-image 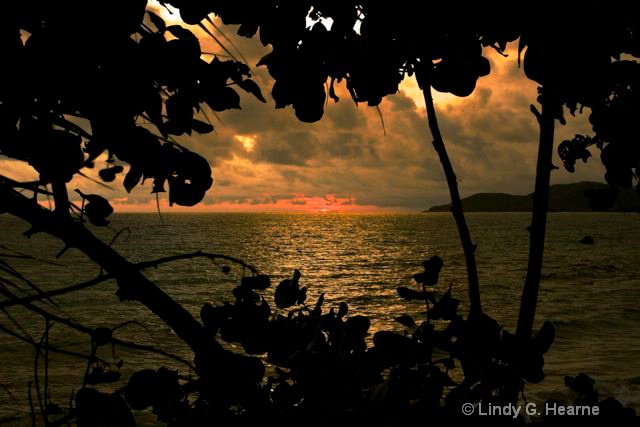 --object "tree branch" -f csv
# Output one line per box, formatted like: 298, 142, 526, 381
51, 181, 69, 218
421, 85, 482, 316
136, 251, 260, 275
0, 184, 223, 370
0, 286, 196, 370
0, 251, 260, 309
0, 322, 104, 362
0, 274, 112, 309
